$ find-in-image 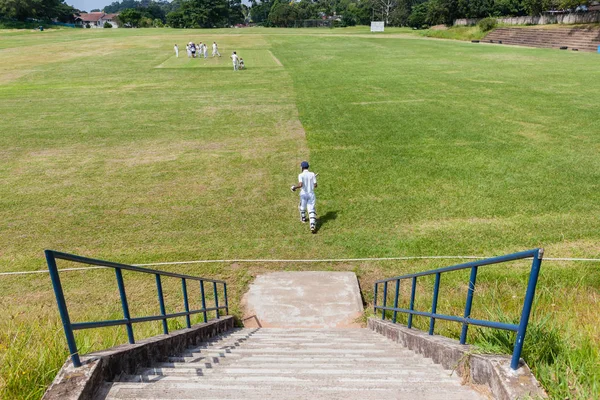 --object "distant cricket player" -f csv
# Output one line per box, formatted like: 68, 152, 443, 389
291, 161, 317, 233
231, 51, 239, 71
212, 42, 221, 57
203, 43, 208, 59
174, 44, 179, 58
